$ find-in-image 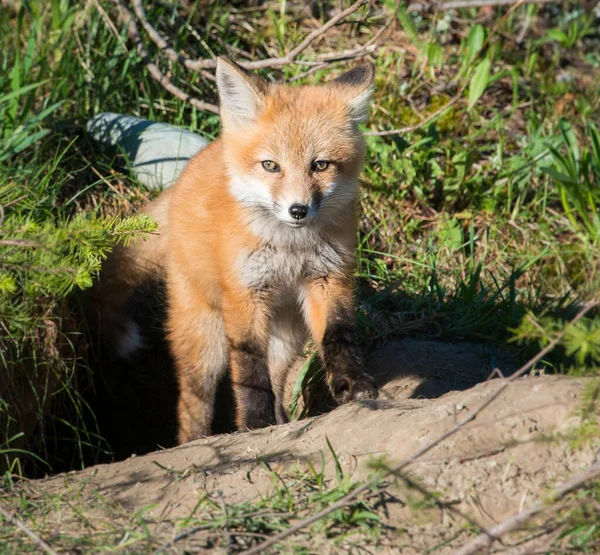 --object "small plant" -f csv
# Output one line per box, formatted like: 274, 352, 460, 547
542, 120, 600, 242
541, 12, 595, 49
